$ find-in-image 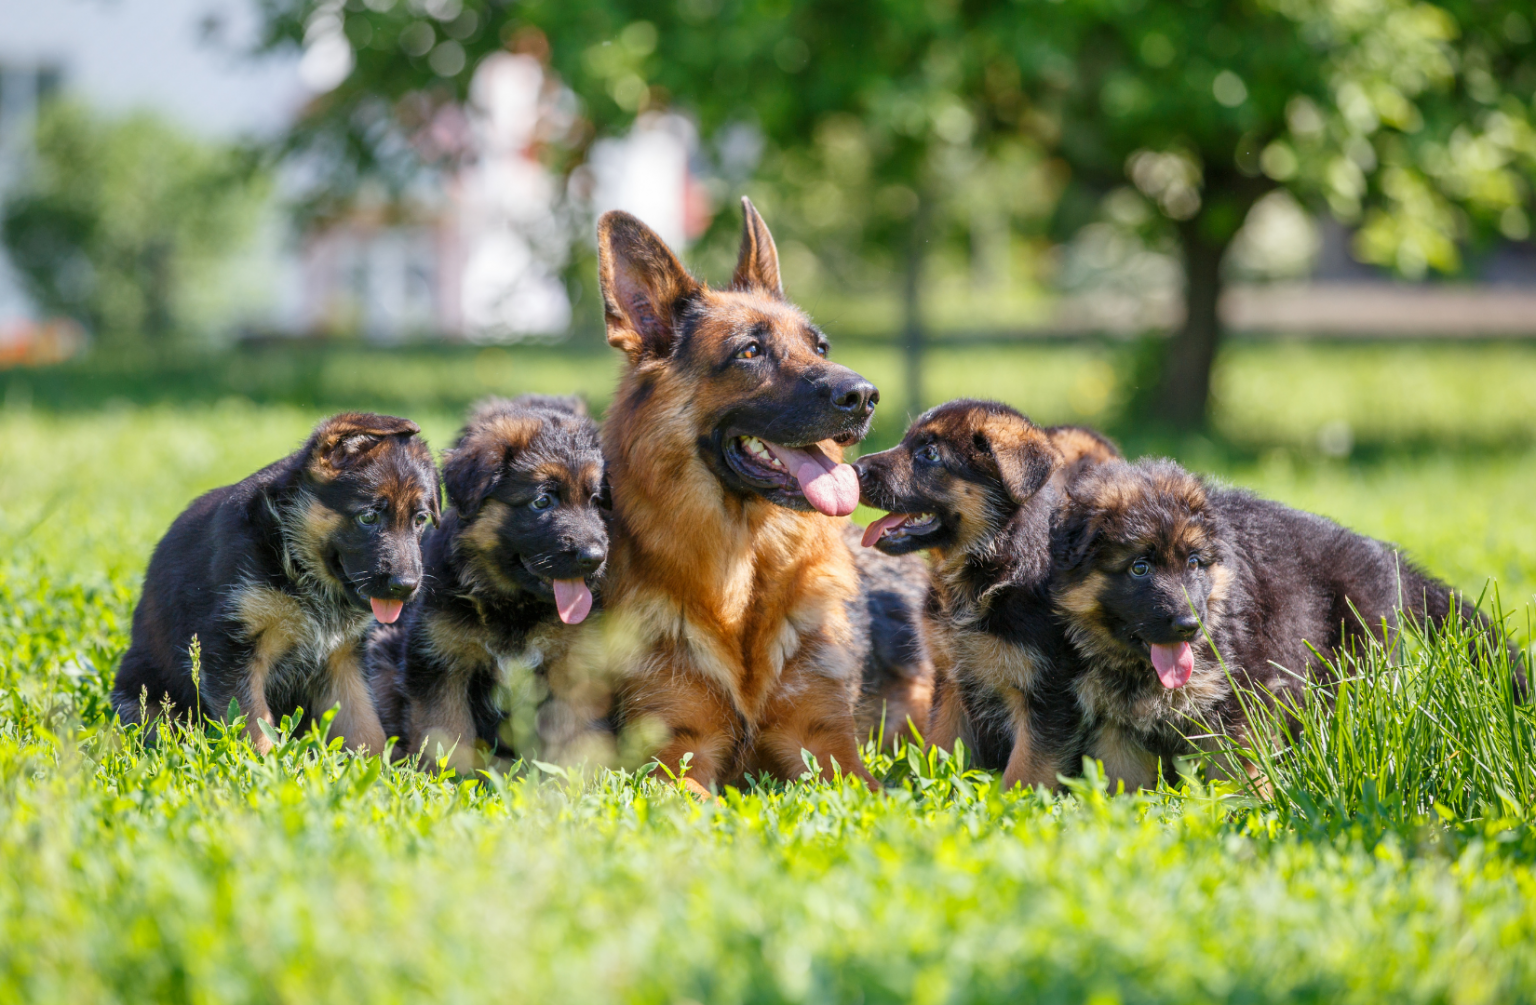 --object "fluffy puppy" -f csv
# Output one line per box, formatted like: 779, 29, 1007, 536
369, 396, 608, 773
856, 400, 1098, 789
1052, 458, 1495, 790
113, 413, 439, 753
